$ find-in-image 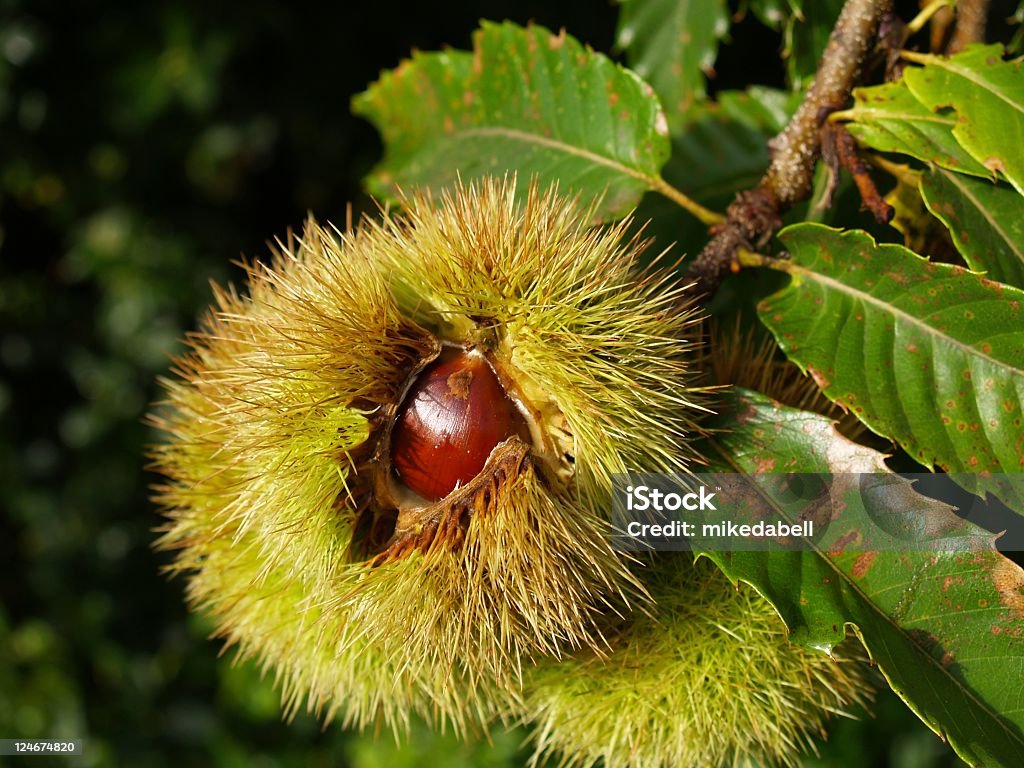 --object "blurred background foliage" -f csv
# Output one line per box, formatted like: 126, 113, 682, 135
0, 1, 975, 765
